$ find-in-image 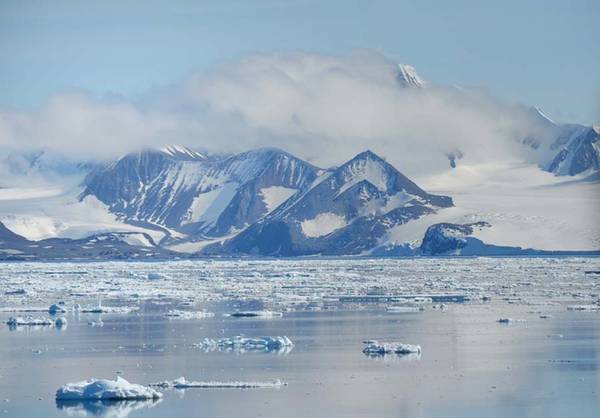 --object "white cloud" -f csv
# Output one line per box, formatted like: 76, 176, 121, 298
0, 50, 557, 176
